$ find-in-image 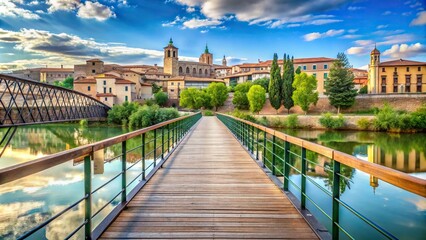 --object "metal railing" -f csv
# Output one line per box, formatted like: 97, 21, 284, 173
0, 112, 201, 239
217, 113, 426, 240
